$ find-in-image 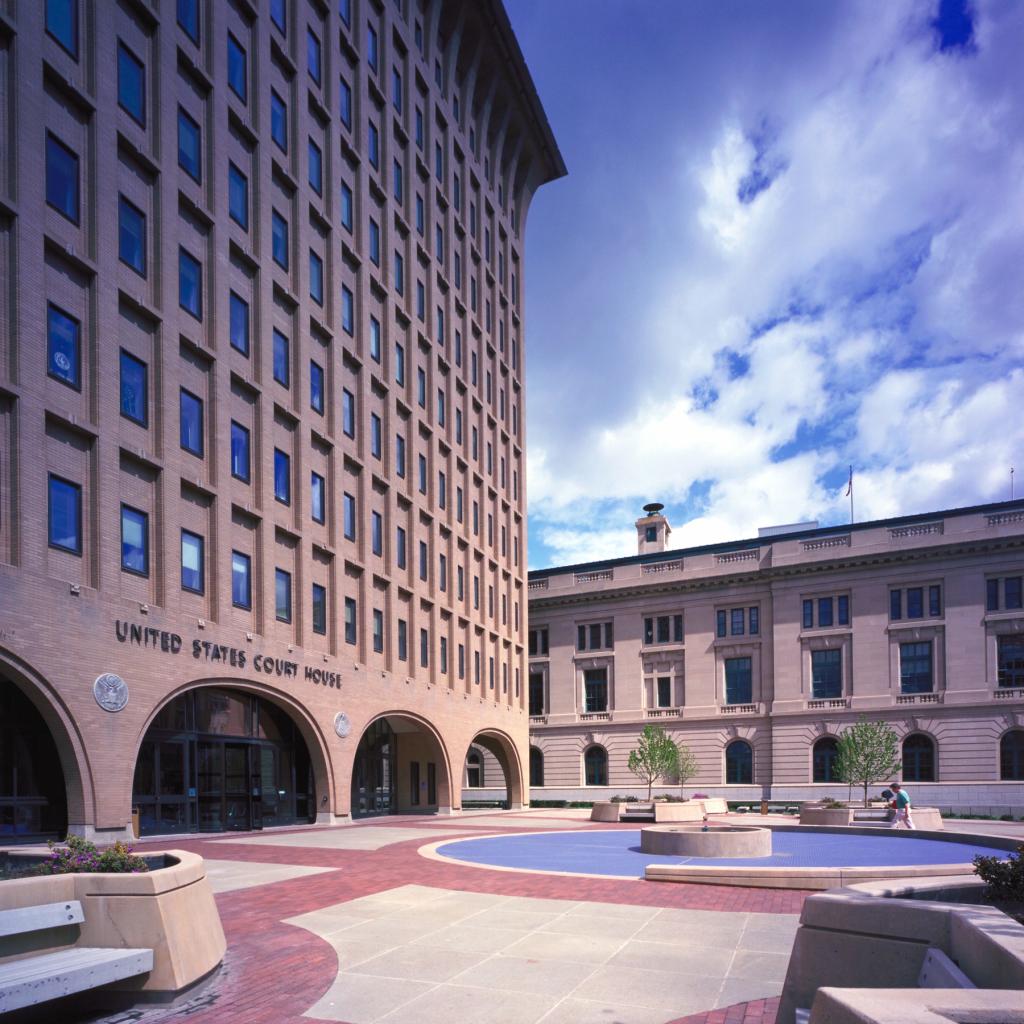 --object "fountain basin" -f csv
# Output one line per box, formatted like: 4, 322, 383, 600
641, 823, 772, 858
